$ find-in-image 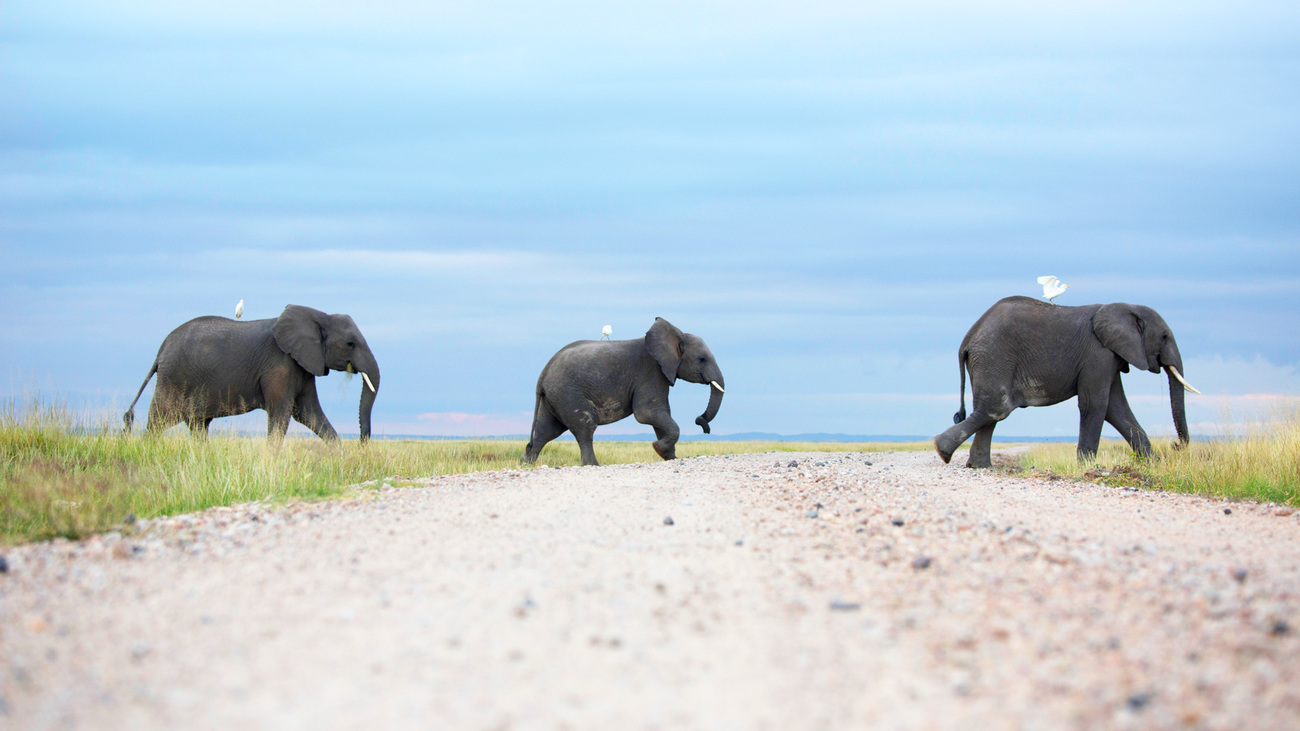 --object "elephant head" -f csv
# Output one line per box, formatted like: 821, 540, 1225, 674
1092, 303, 1197, 445
273, 305, 381, 442
645, 317, 725, 433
